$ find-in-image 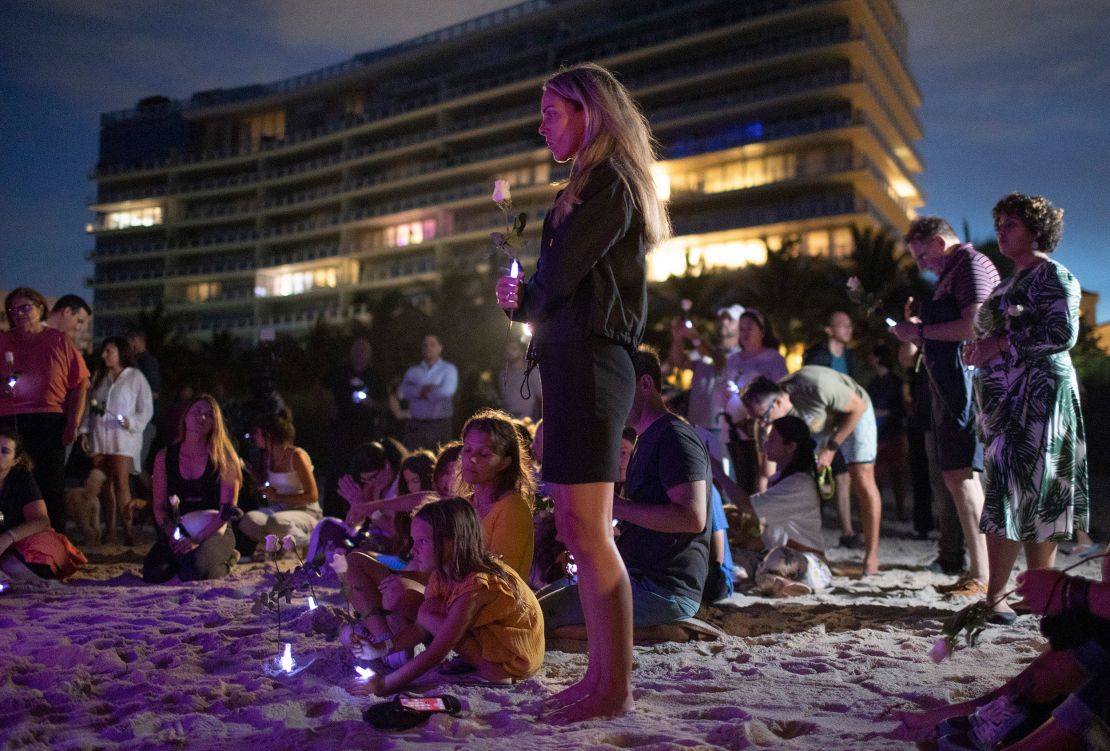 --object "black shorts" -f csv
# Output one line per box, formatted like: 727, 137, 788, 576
537, 337, 634, 484
930, 392, 984, 472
